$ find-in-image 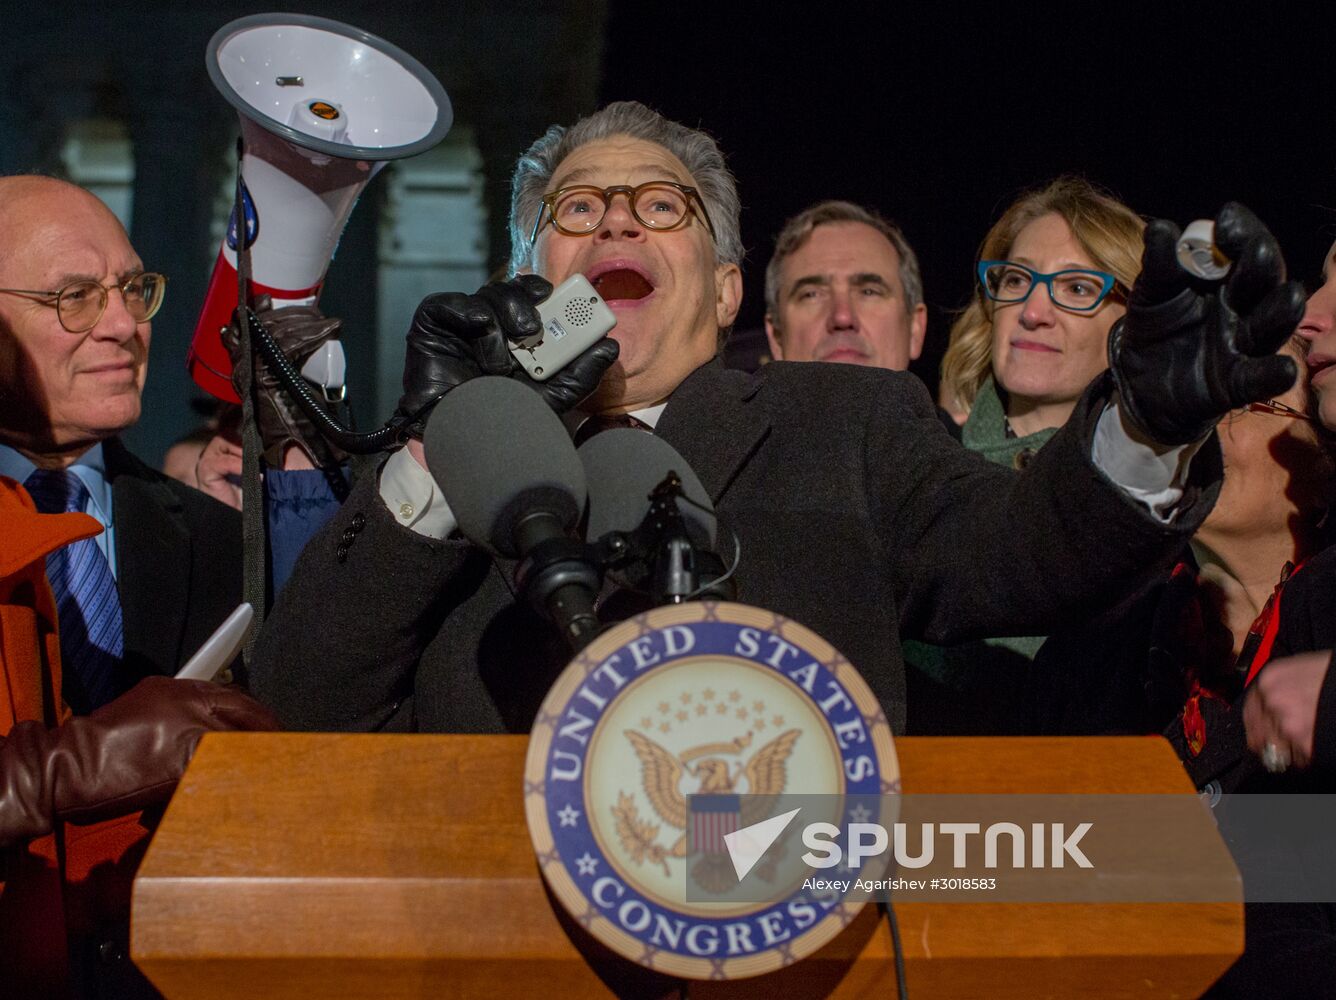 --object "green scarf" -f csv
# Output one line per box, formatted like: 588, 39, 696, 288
961, 375, 1059, 469
953, 375, 1058, 660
